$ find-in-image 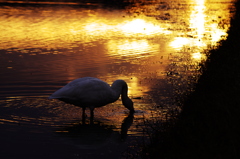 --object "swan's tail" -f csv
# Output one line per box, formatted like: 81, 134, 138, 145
48, 95, 57, 99
48, 85, 74, 100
